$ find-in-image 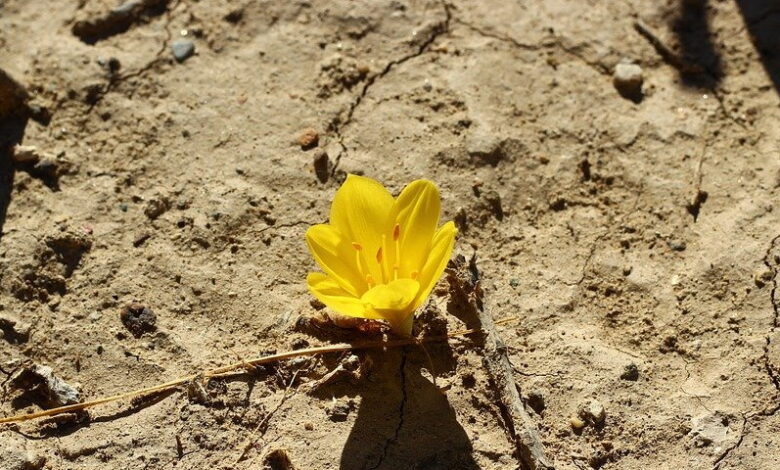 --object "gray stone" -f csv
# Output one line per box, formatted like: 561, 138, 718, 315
9, 364, 81, 407
171, 39, 195, 63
